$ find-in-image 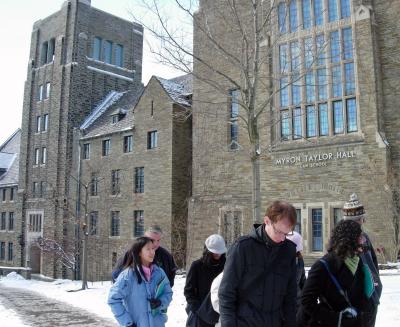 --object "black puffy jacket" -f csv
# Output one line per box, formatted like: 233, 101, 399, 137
219, 224, 297, 327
